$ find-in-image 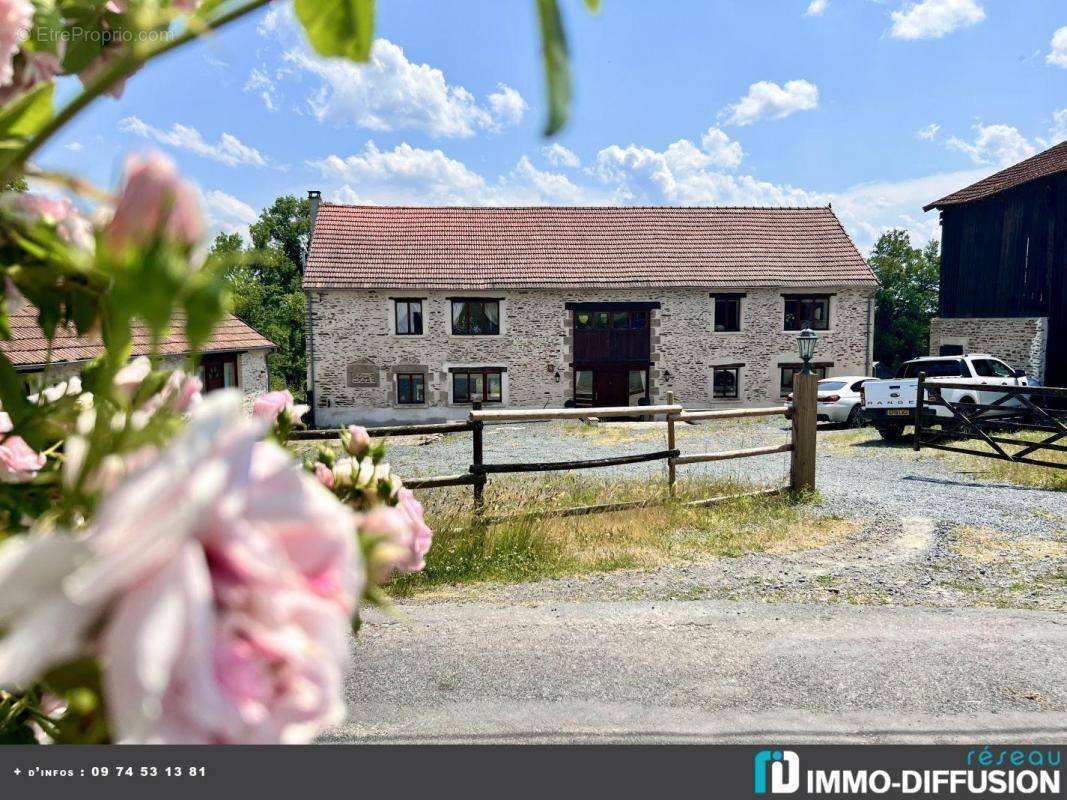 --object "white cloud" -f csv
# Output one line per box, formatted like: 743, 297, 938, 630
244, 68, 278, 112
542, 142, 581, 168
1048, 109, 1067, 144
1047, 26, 1067, 68
805, 0, 829, 16
889, 0, 985, 41
487, 83, 528, 127
592, 131, 807, 207
200, 189, 258, 237
829, 169, 987, 251
917, 123, 940, 140
306, 142, 609, 206
286, 39, 525, 138
946, 123, 1035, 167
307, 142, 488, 204
306, 127, 986, 253
722, 80, 818, 126
119, 117, 267, 168
64, 141, 83, 152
